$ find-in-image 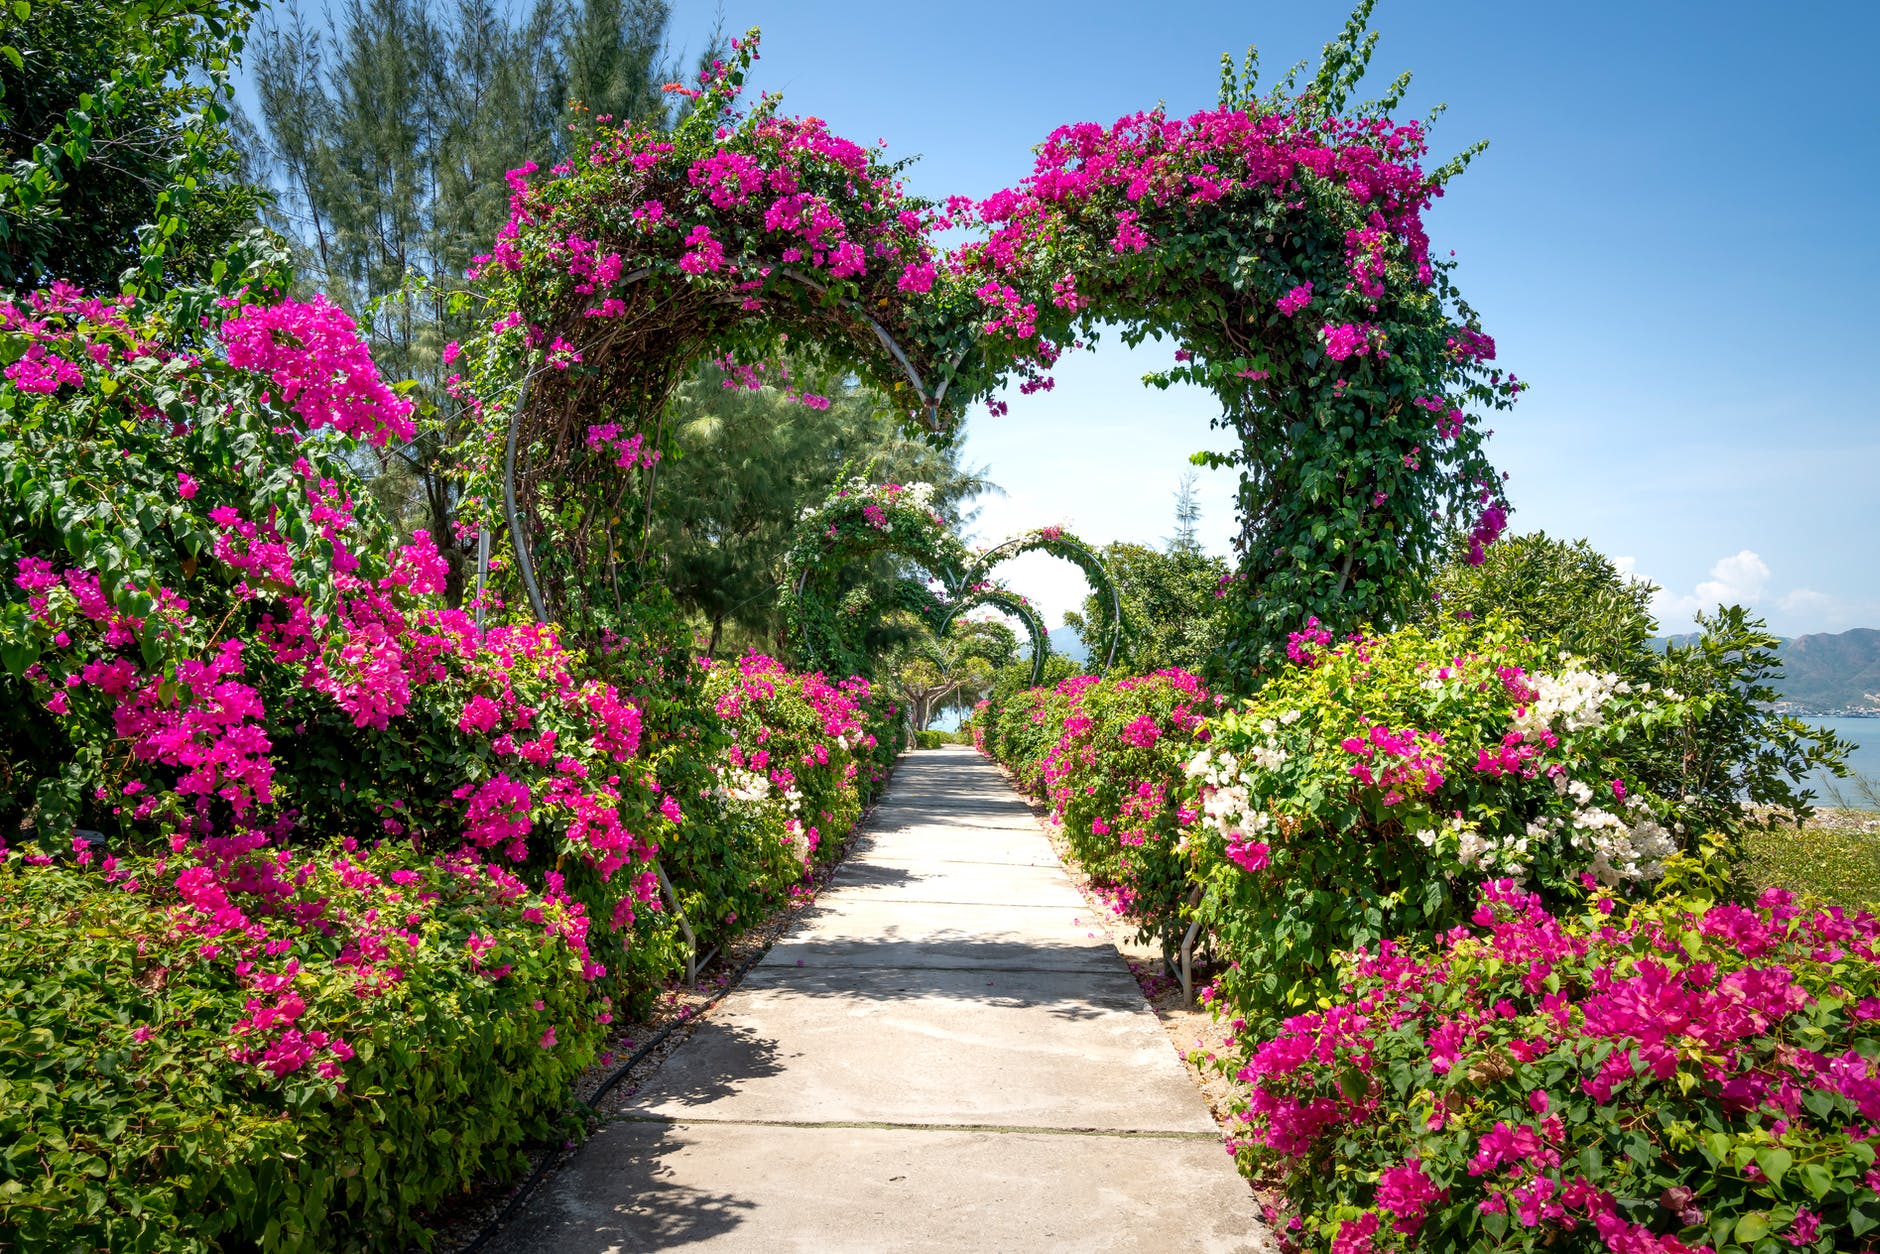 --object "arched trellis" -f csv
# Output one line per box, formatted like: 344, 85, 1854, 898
934, 584, 1050, 687
782, 478, 971, 679
452, 13, 1520, 685
485, 269, 961, 625
961, 527, 1126, 674
781, 482, 1136, 685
